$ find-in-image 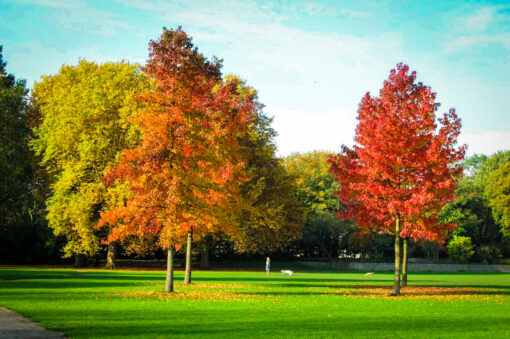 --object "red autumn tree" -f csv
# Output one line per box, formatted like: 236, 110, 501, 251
329, 63, 465, 295
96, 27, 255, 292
